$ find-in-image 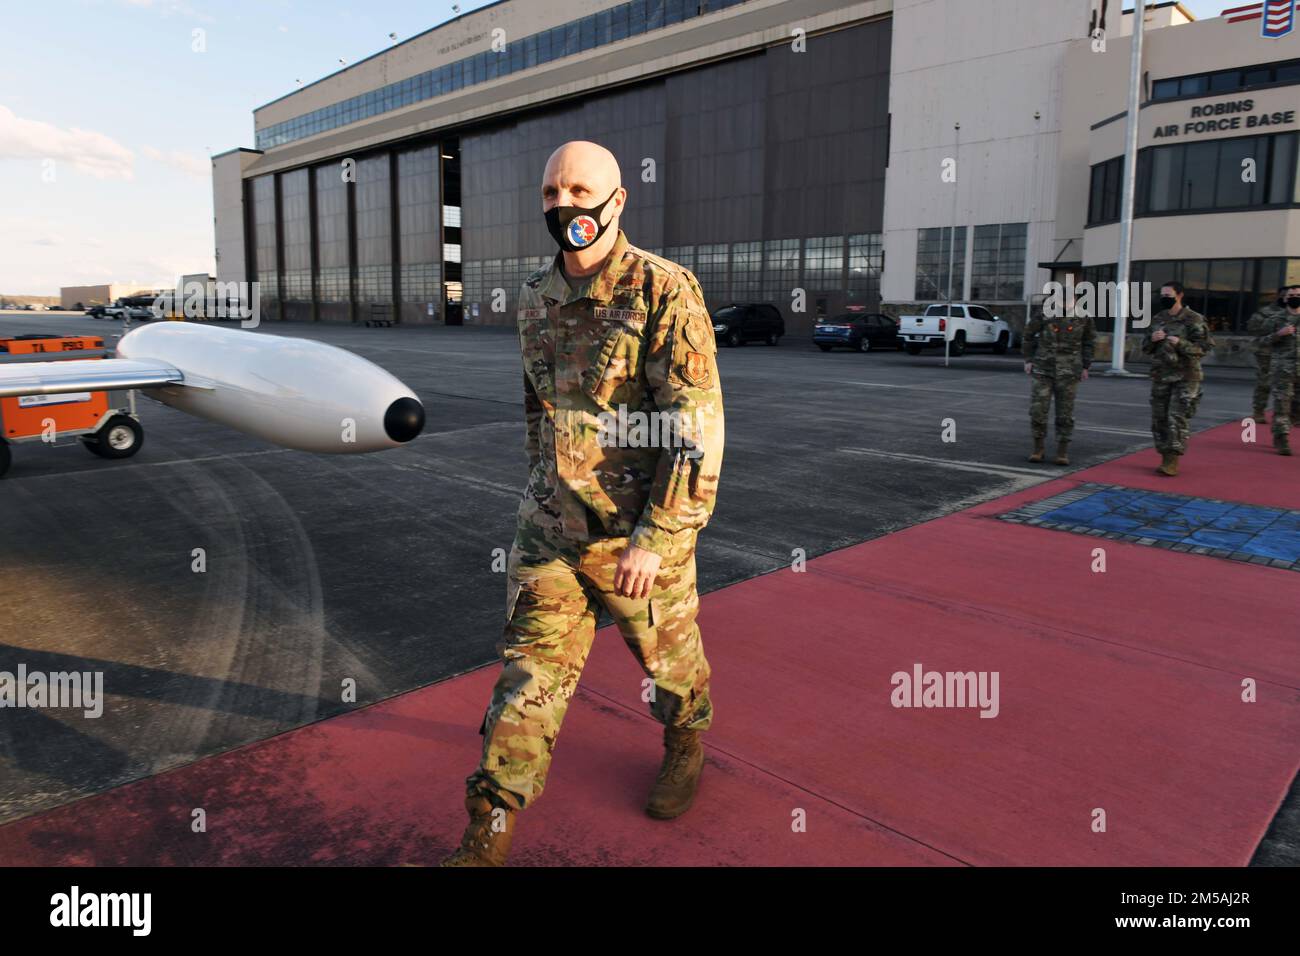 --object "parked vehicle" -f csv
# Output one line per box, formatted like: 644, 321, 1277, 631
710, 303, 785, 347
897, 303, 1013, 357
85, 306, 109, 319
814, 311, 901, 352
